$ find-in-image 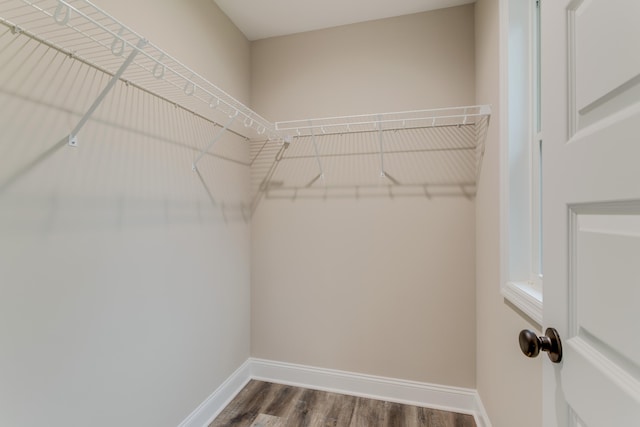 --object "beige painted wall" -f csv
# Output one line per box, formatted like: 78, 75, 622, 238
474, 0, 543, 425
250, 6, 477, 388
0, 1, 546, 424
0, 1, 251, 426
251, 6, 476, 121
